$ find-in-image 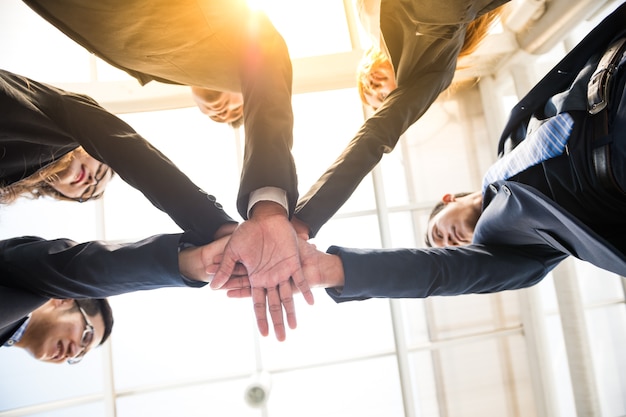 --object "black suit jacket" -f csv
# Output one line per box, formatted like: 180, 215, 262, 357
0, 234, 203, 344
0, 70, 235, 245
295, 0, 509, 236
